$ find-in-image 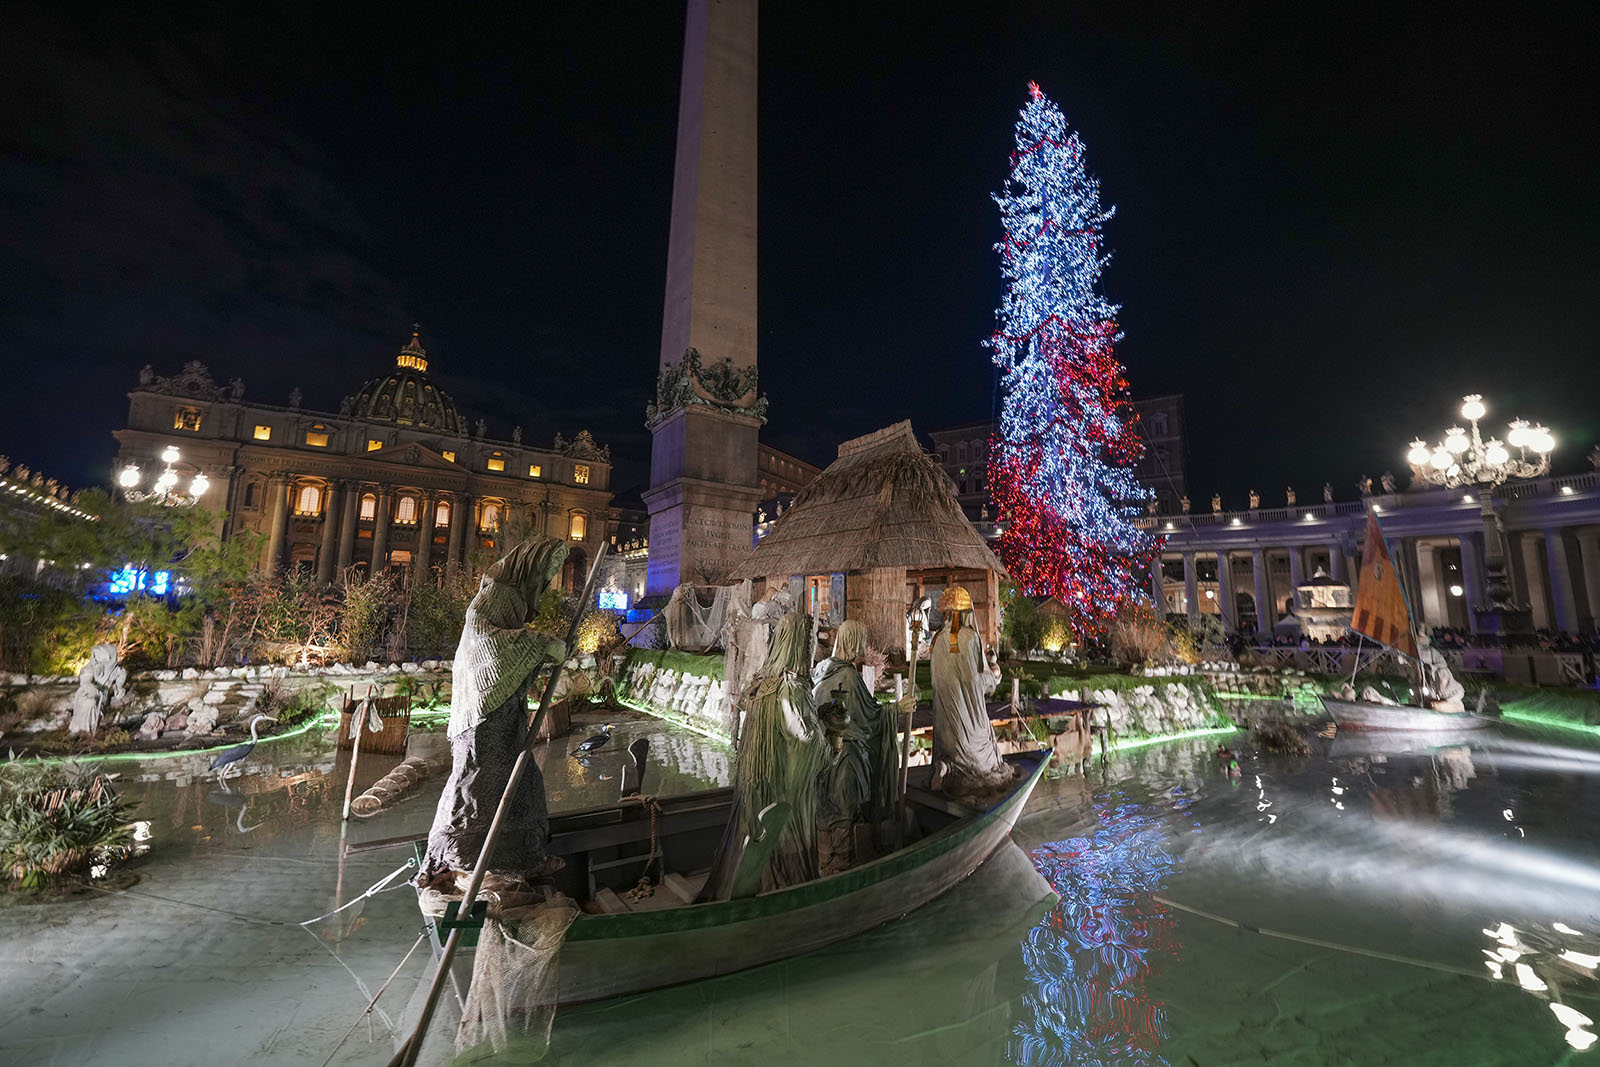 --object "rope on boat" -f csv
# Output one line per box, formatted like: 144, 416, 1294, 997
1154, 893, 1600, 1002
620, 793, 664, 904
319, 932, 428, 1067
298, 860, 417, 926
